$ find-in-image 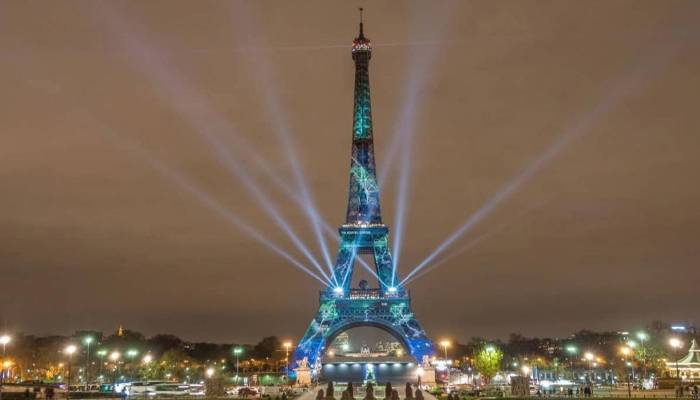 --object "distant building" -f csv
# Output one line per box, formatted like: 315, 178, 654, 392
375, 340, 402, 353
